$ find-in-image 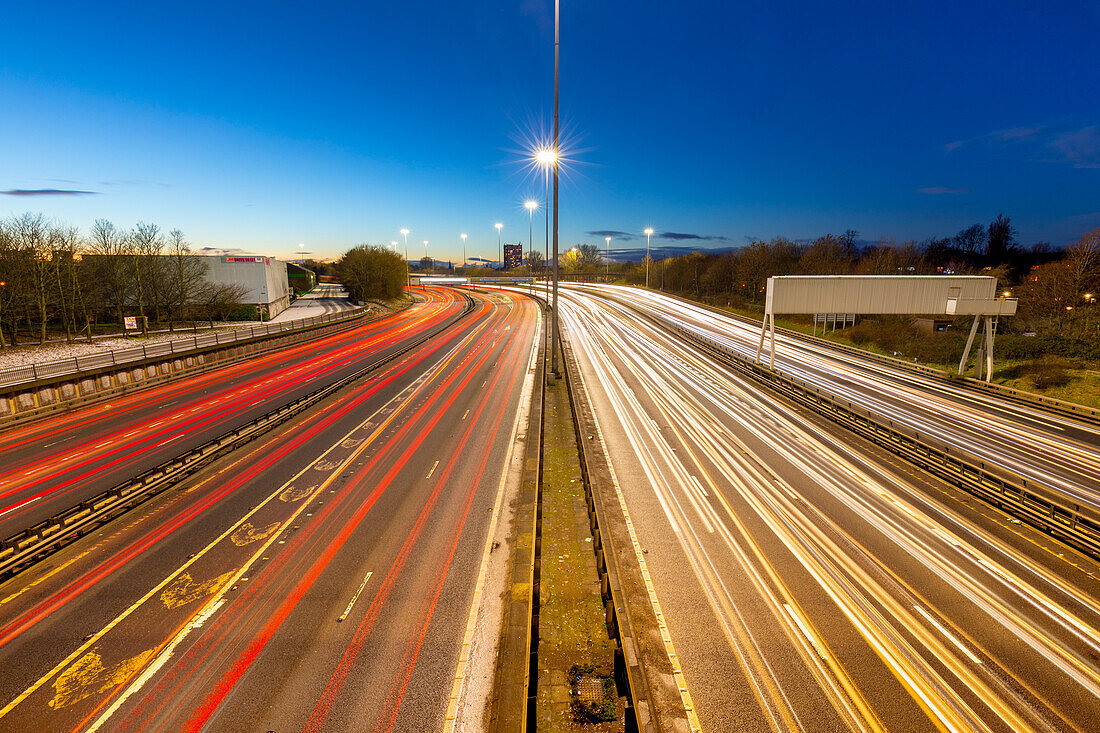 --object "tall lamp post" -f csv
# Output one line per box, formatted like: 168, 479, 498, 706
525, 200, 538, 270
400, 228, 410, 290
461, 233, 468, 271
644, 227, 654, 288
494, 222, 503, 271
605, 236, 611, 280
550, 0, 560, 375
